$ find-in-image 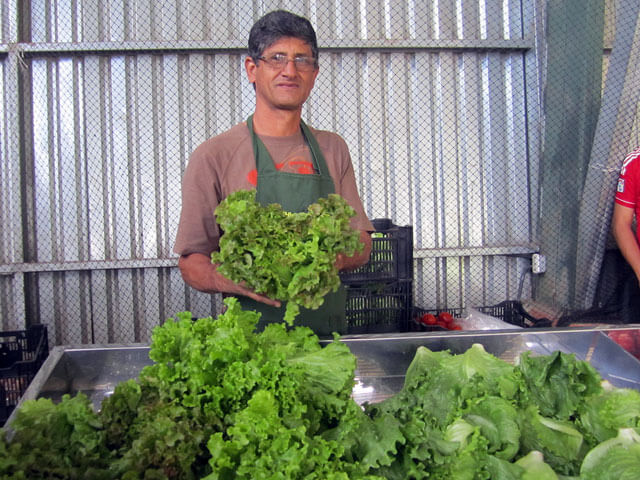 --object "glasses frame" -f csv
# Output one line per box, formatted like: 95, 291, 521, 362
256, 53, 318, 72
